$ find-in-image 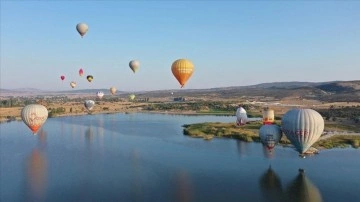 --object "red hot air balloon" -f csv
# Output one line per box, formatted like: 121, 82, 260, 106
60, 76, 65, 81
79, 68, 84, 77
